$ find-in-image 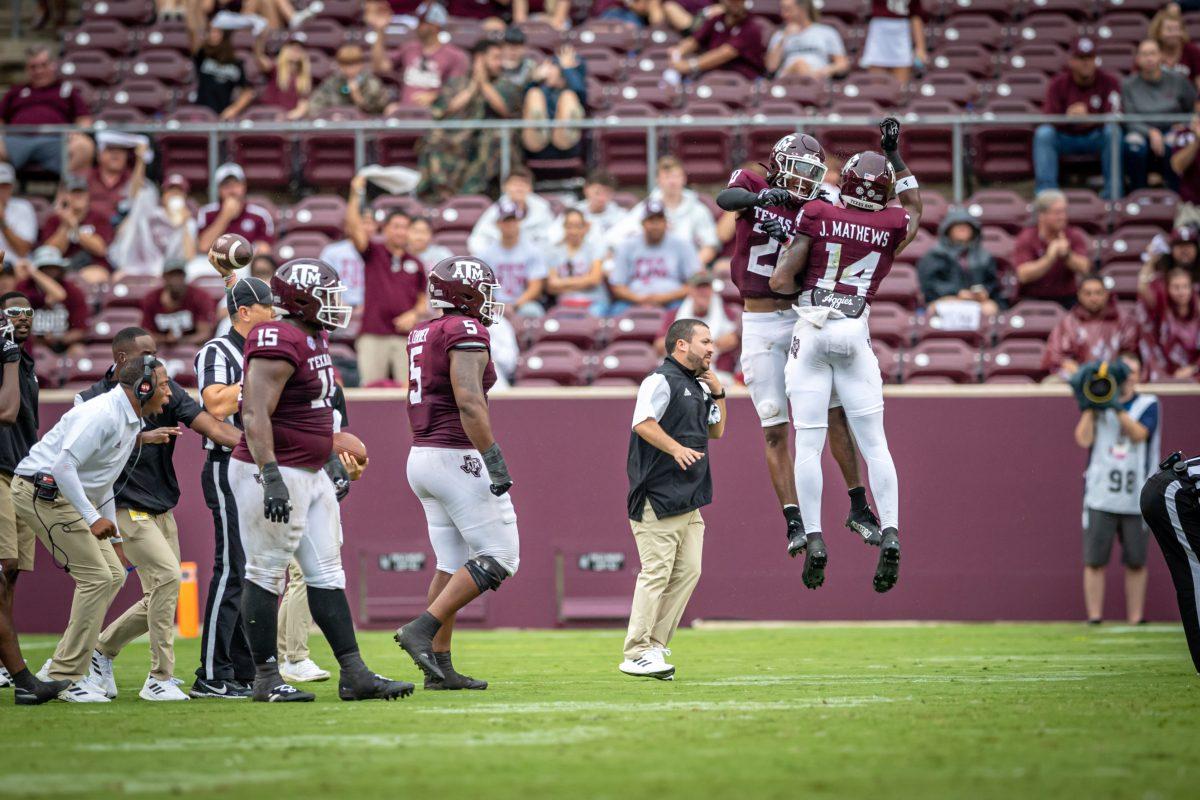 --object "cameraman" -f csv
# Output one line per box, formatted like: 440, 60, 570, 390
1074, 353, 1160, 625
